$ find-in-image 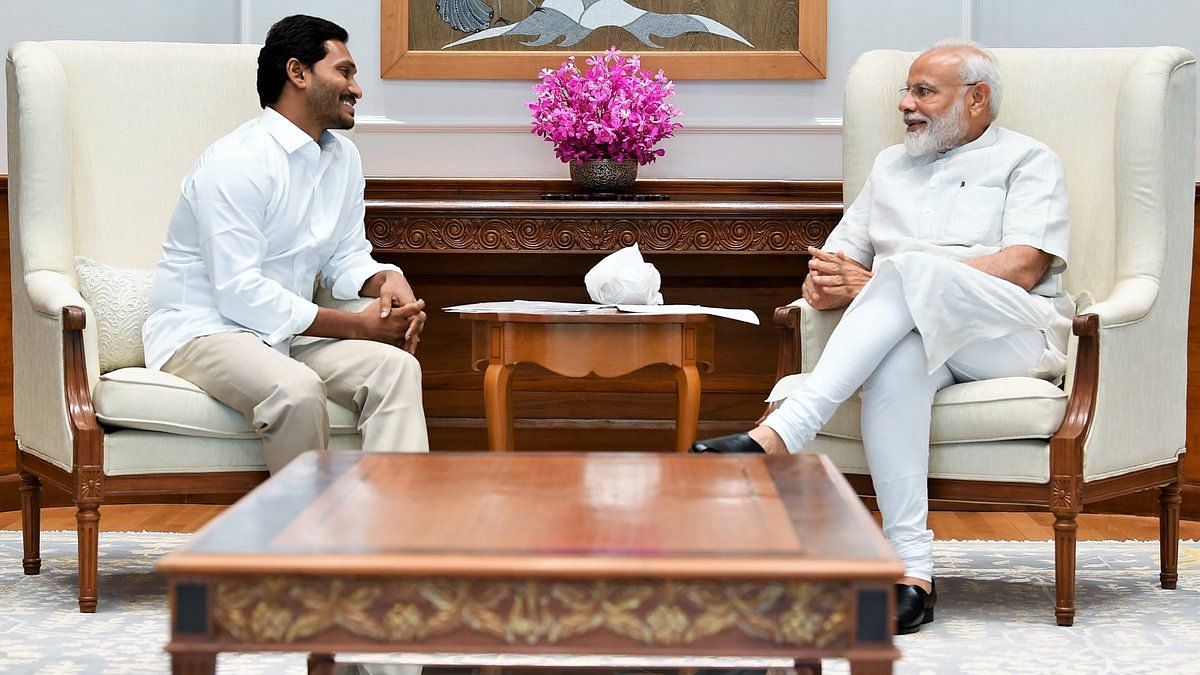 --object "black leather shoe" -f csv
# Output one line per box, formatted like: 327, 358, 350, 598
689, 433, 766, 454
895, 579, 936, 635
